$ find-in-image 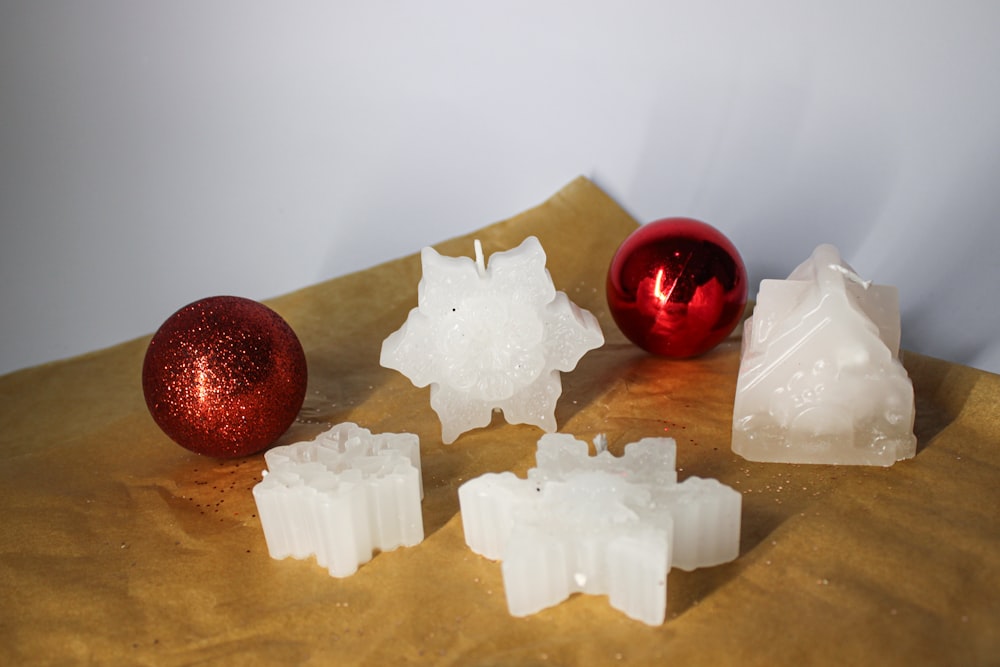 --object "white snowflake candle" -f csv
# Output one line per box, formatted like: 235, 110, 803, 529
732, 244, 917, 466
459, 433, 742, 625
252, 422, 423, 577
380, 236, 604, 443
